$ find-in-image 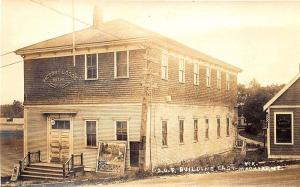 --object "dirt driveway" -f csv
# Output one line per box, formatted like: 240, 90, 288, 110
102, 165, 300, 187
